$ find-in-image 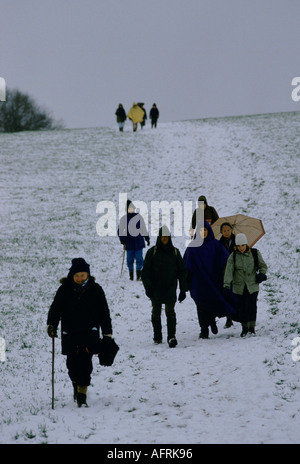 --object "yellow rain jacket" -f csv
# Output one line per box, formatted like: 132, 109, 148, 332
127, 103, 144, 124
